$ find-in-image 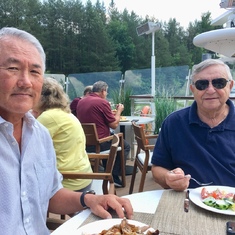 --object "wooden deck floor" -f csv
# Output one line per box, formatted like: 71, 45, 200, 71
116, 159, 163, 196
